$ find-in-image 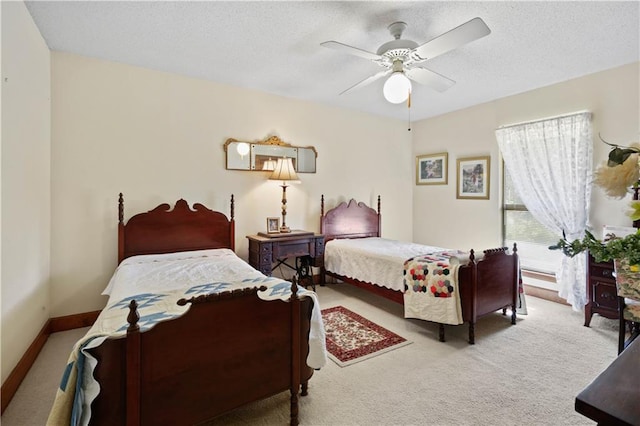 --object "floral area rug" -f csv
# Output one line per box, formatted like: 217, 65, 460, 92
321, 306, 412, 367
